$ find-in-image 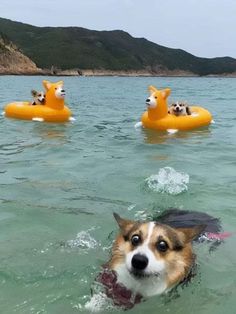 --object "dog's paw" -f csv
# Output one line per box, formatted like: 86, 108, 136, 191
32, 117, 44, 122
